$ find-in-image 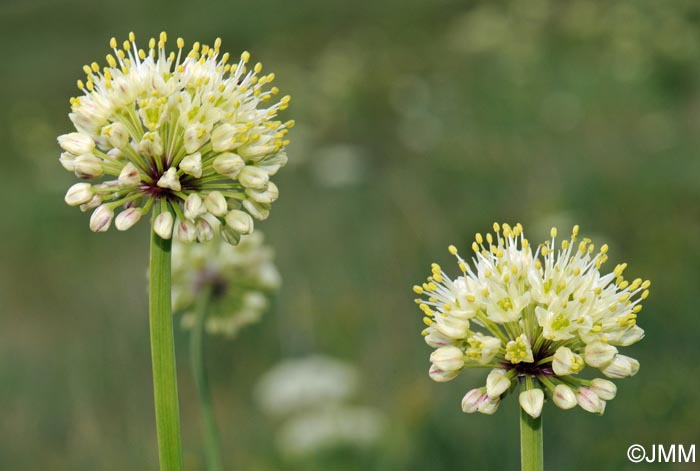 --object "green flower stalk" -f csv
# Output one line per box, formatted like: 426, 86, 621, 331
58, 31, 292, 471
172, 232, 280, 469
413, 223, 650, 471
